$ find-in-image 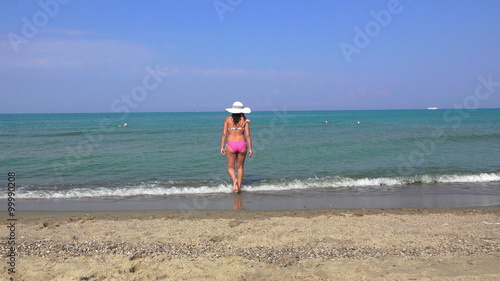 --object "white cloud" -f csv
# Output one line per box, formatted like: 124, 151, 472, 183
40, 28, 94, 36
0, 37, 157, 72
166, 66, 311, 78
